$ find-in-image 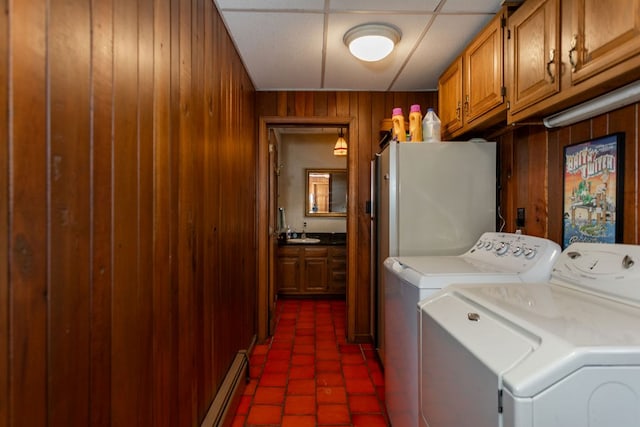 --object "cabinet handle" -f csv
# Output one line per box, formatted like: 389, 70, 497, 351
464, 95, 469, 114
456, 101, 461, 120
569, 35, 578, 72
546, 48, 555, 83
